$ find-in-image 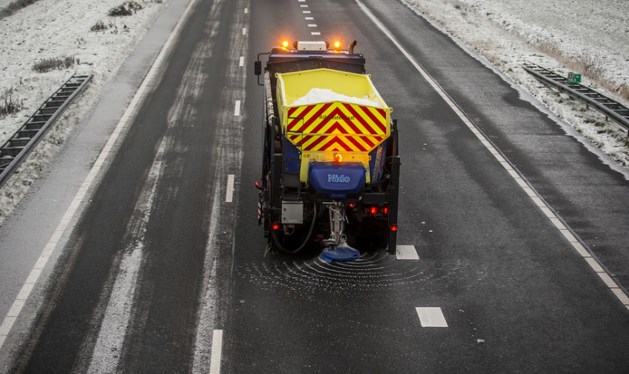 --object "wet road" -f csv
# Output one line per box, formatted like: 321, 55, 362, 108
1, 0, 629, 372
